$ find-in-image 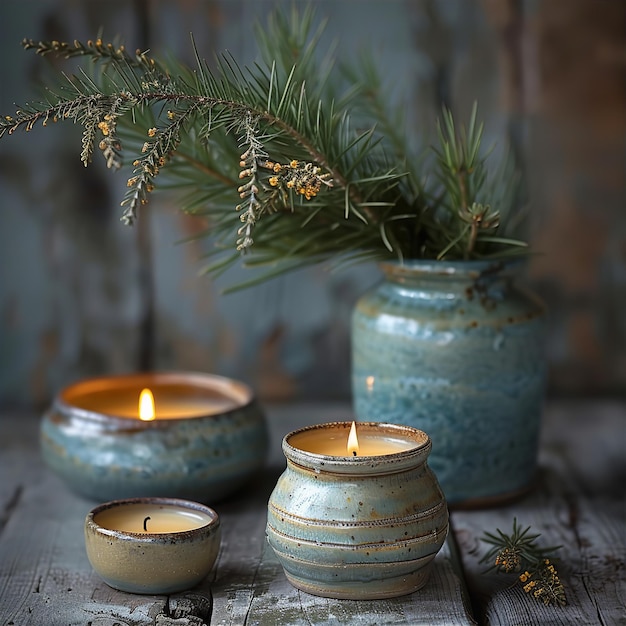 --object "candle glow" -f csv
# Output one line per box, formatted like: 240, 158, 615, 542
347, 421, 359, 456
139, 388, 156, 421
